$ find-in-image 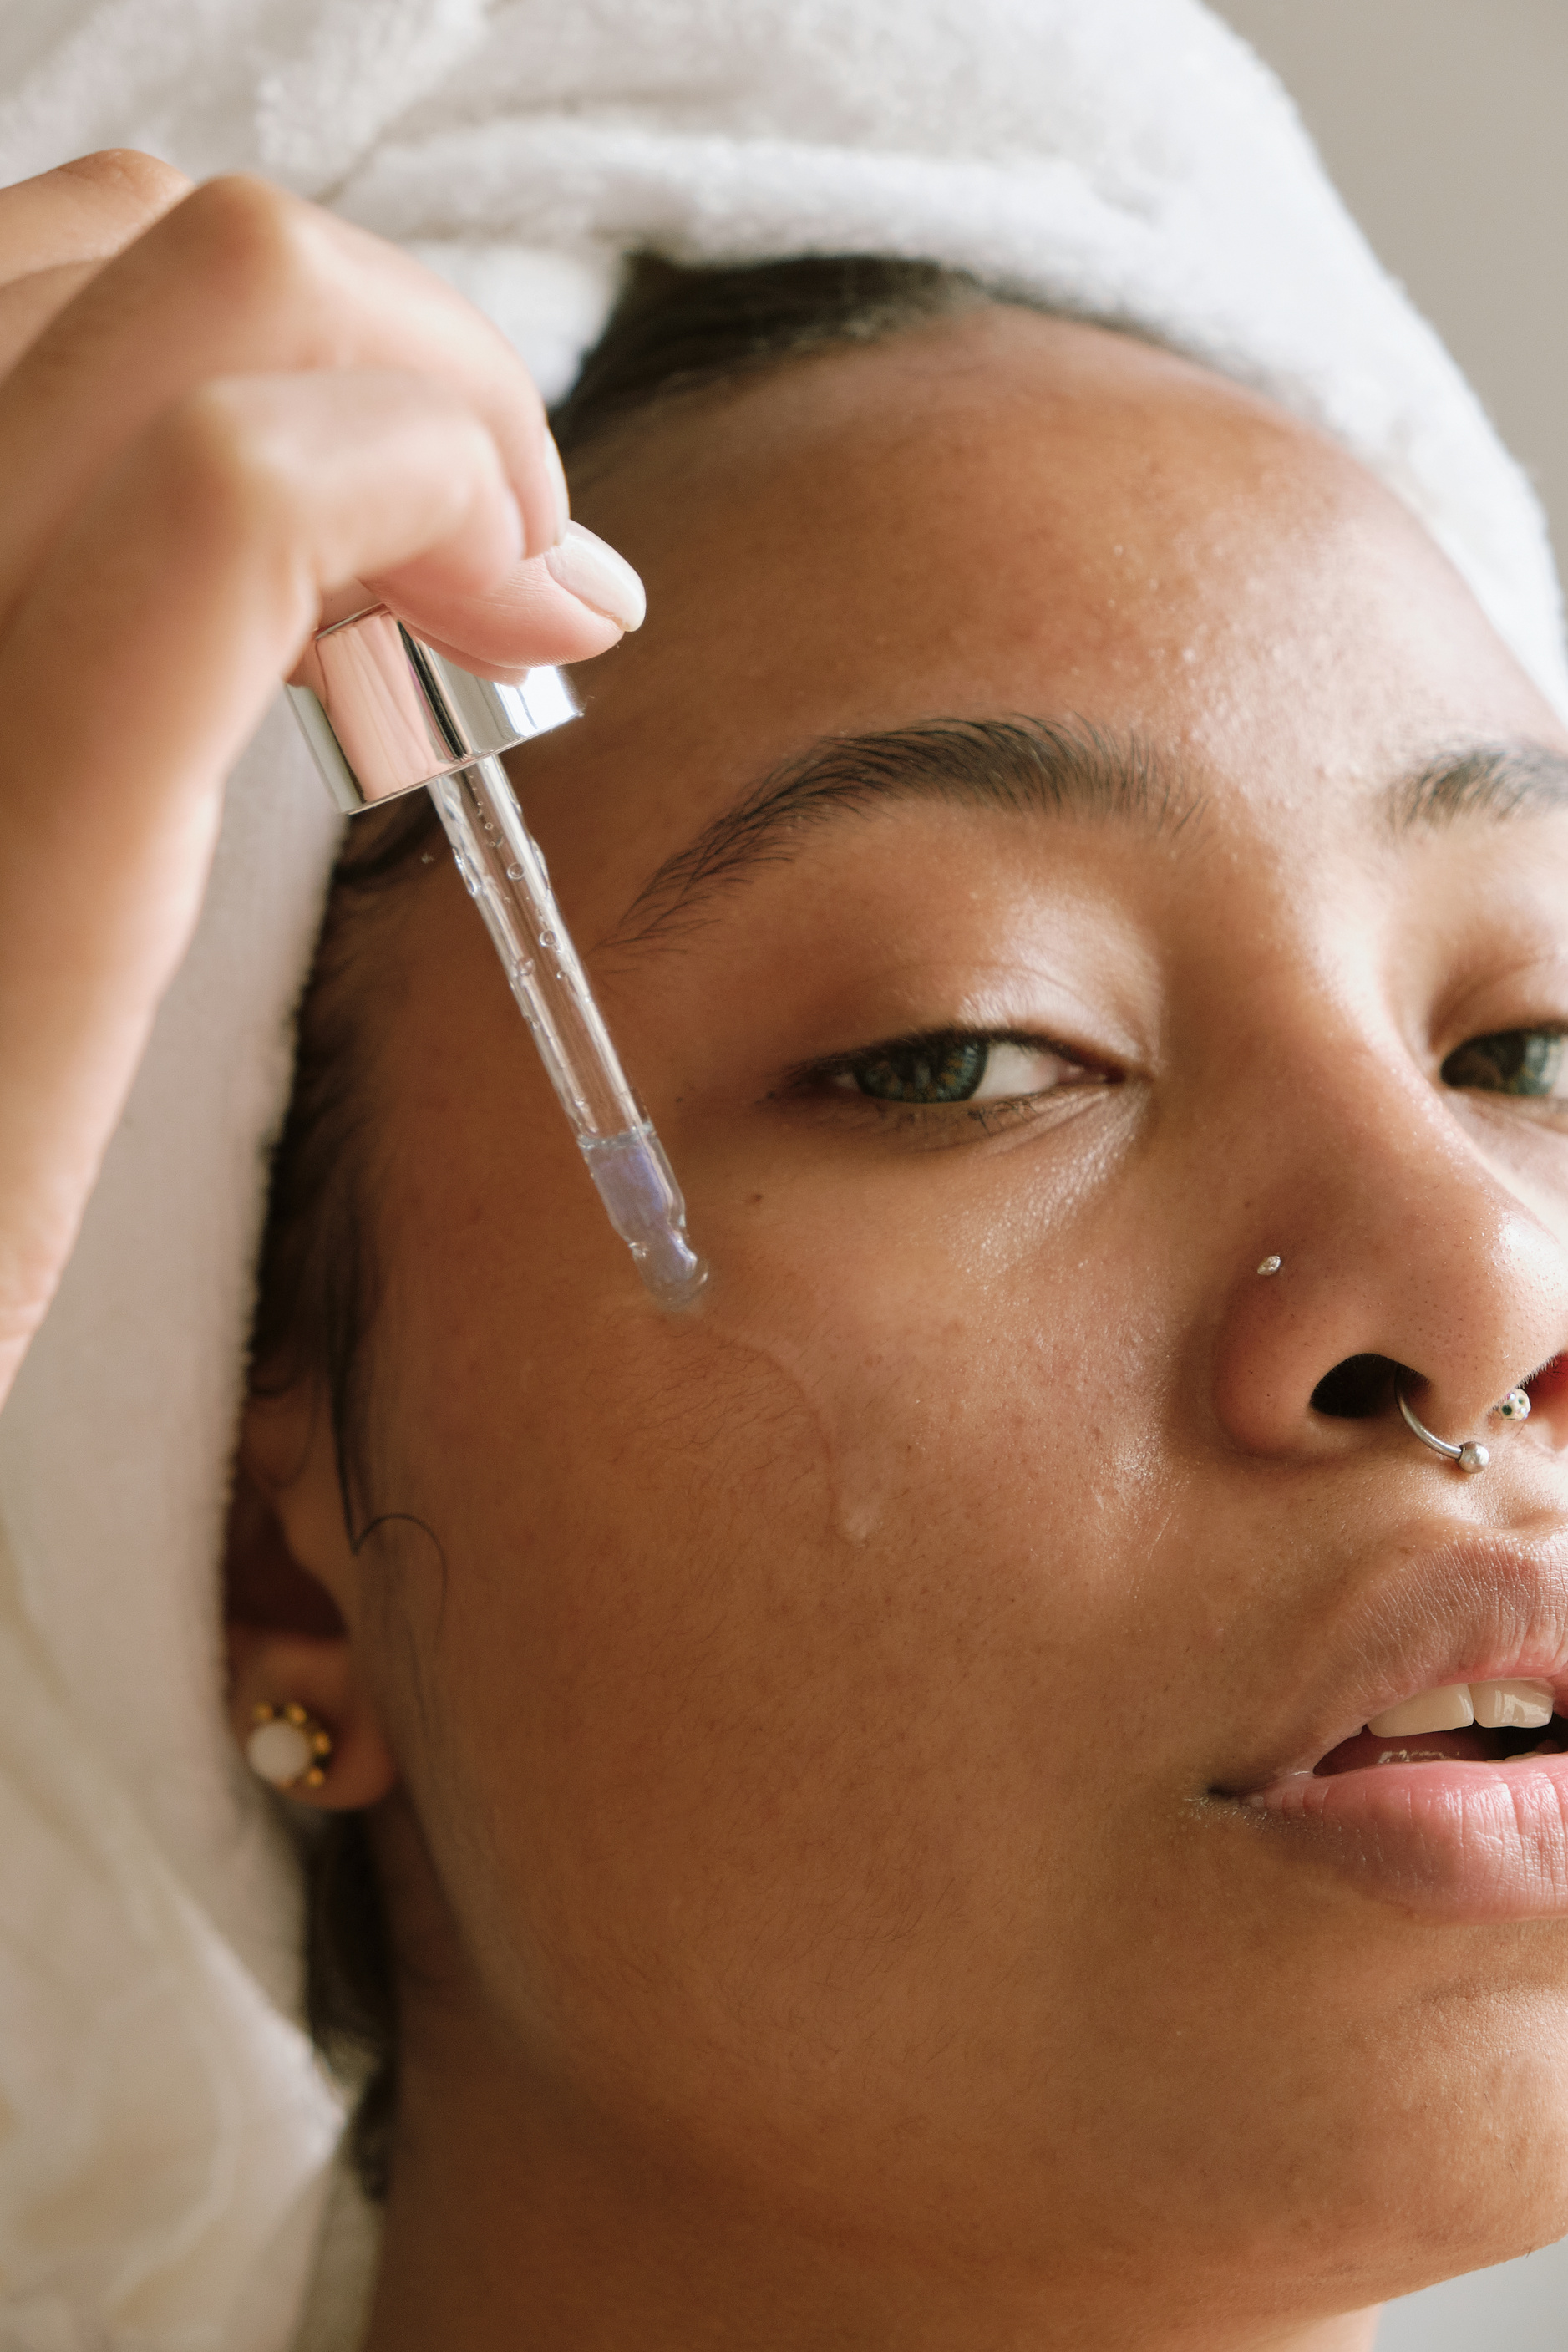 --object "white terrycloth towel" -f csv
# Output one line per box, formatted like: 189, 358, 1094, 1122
0, 3, 1563, 2348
